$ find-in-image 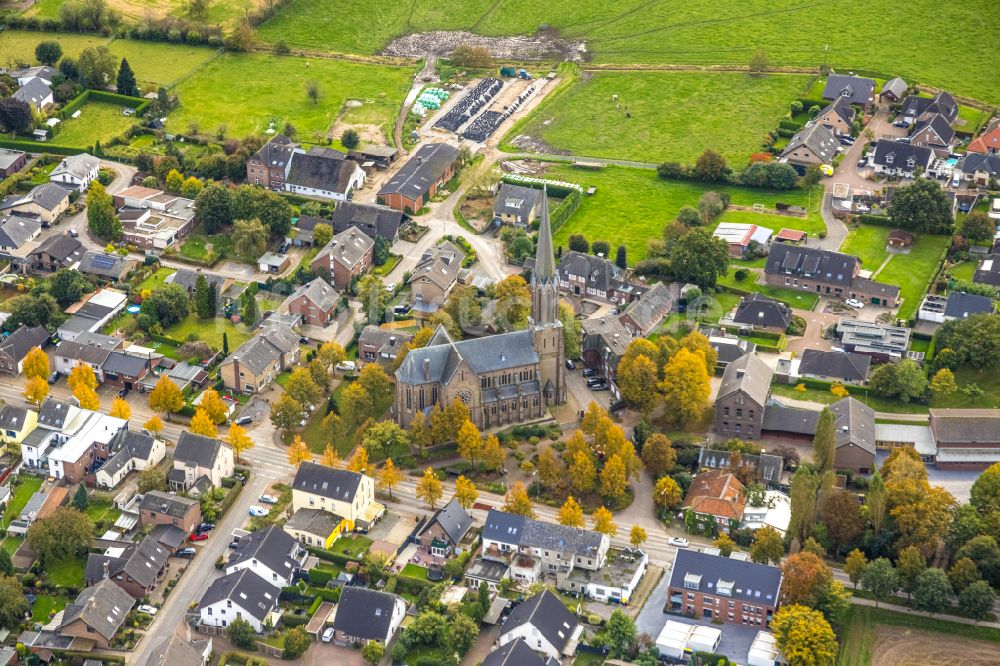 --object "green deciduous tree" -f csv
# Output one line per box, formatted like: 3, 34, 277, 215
87, 181, 122, 241
958, 580, 996, 623
751, 526, 785, 565
889, 178, 954, 234
913, 567, 953, 616
860, 557, 898, 607
812, 408, 836, 473
35, 40, 63, 65
668, 227, 730, 290
27, 507, 93, 566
